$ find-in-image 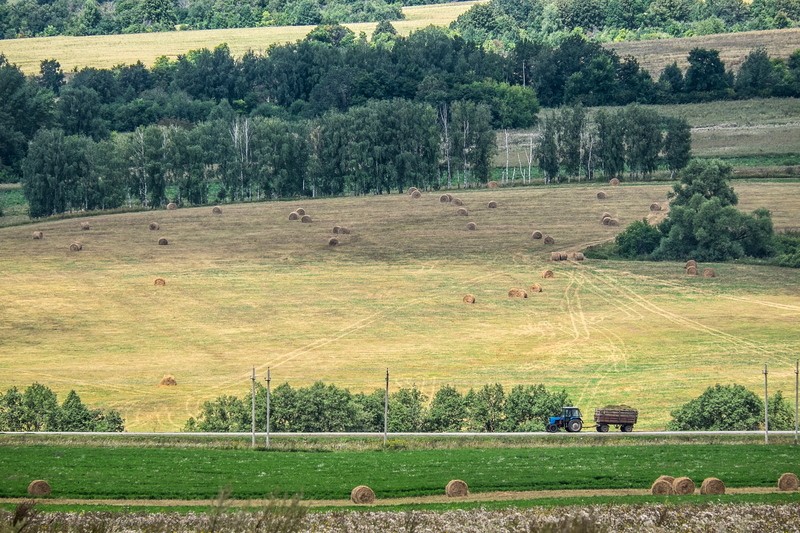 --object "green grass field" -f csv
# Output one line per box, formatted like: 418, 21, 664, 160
1, 443, 798, 500
0, 1, 480, 74
1, 182, 799, 432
